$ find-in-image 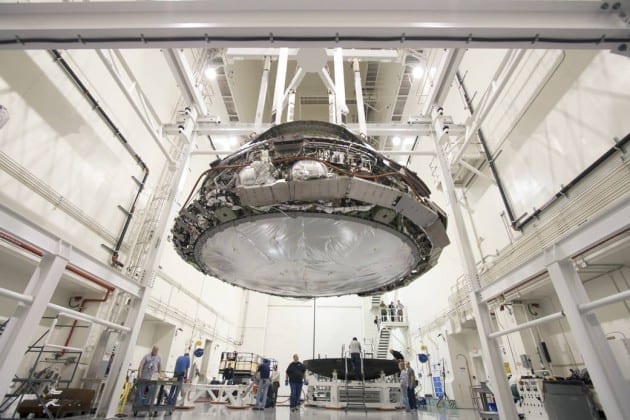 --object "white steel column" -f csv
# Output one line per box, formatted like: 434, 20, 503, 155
254, 56, 271, 130
0, 248, 69, 400
547, 259, 630, 420
99, 111, 199, 418
281, 67, 305, 111
96, 49, 173, 164
271, 47, 288, 125
286, 91, 296, 122
333, 47, 348, 124
353, 58, 367, 137
430, 109, 517, 419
